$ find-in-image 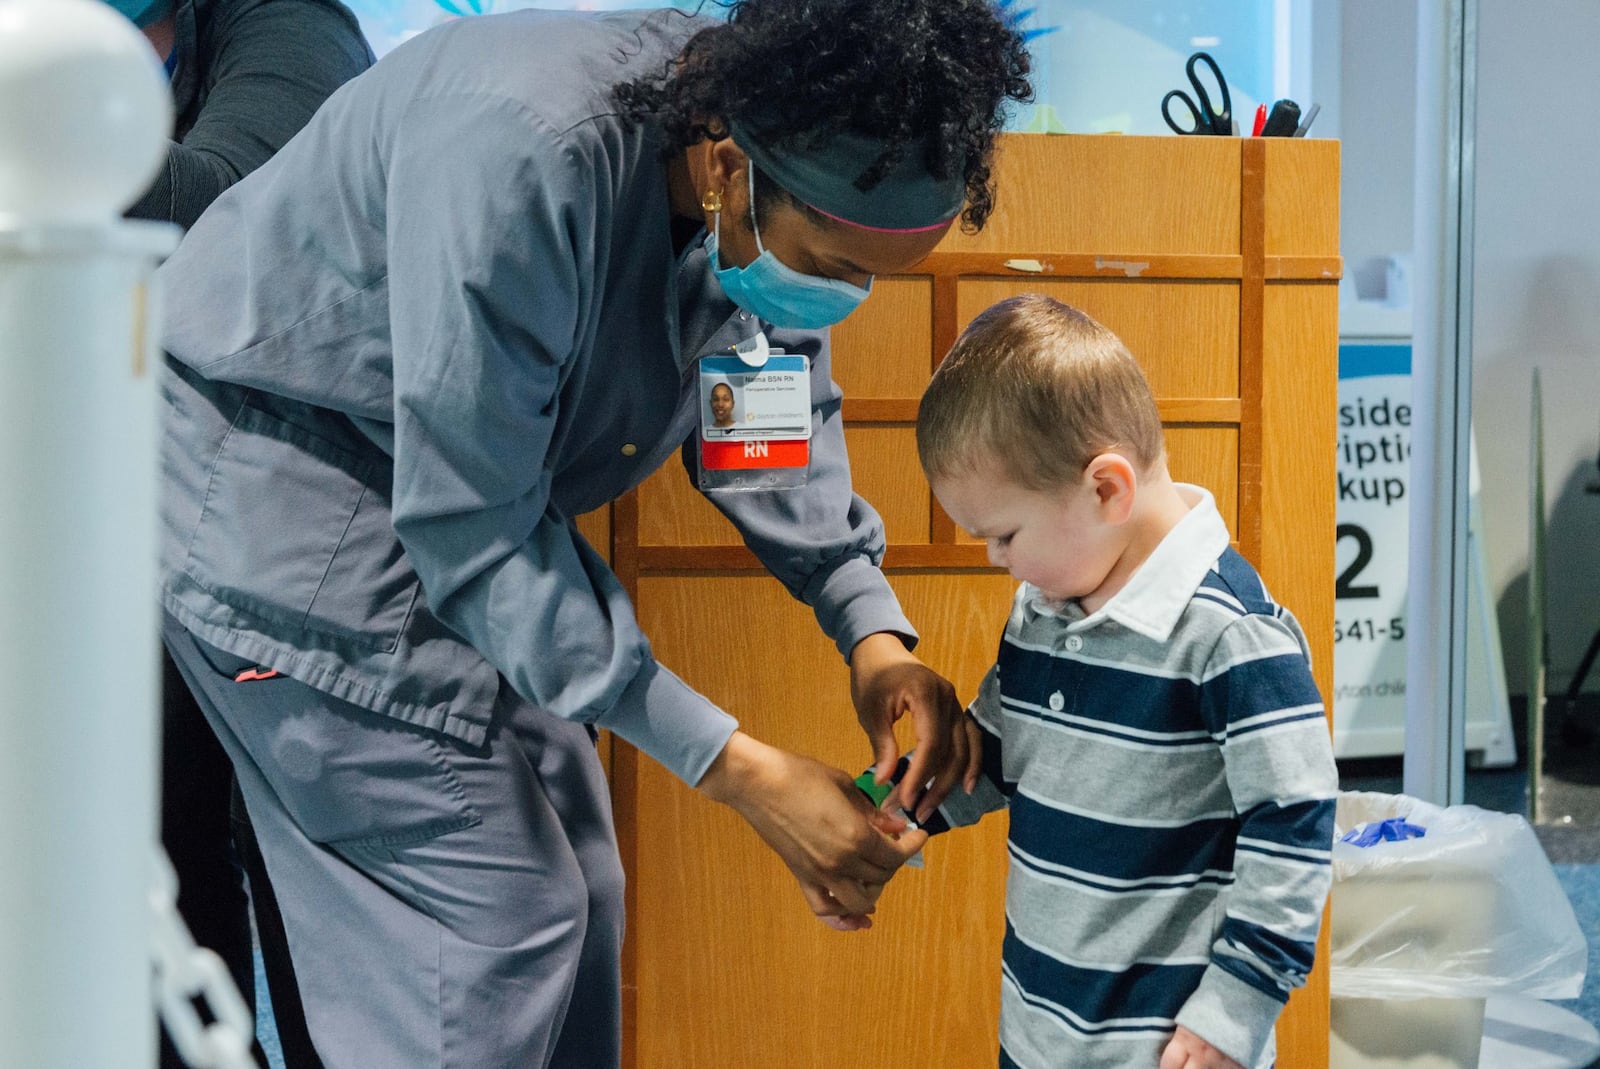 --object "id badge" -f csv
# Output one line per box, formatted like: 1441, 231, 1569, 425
697, 332, 811, 491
